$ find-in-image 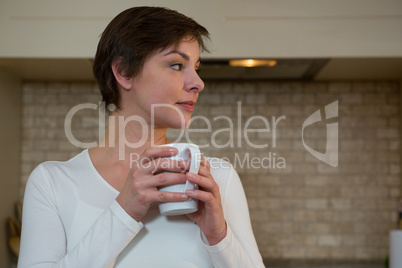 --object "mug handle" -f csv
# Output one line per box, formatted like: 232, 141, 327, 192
183, 145, 201, 192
